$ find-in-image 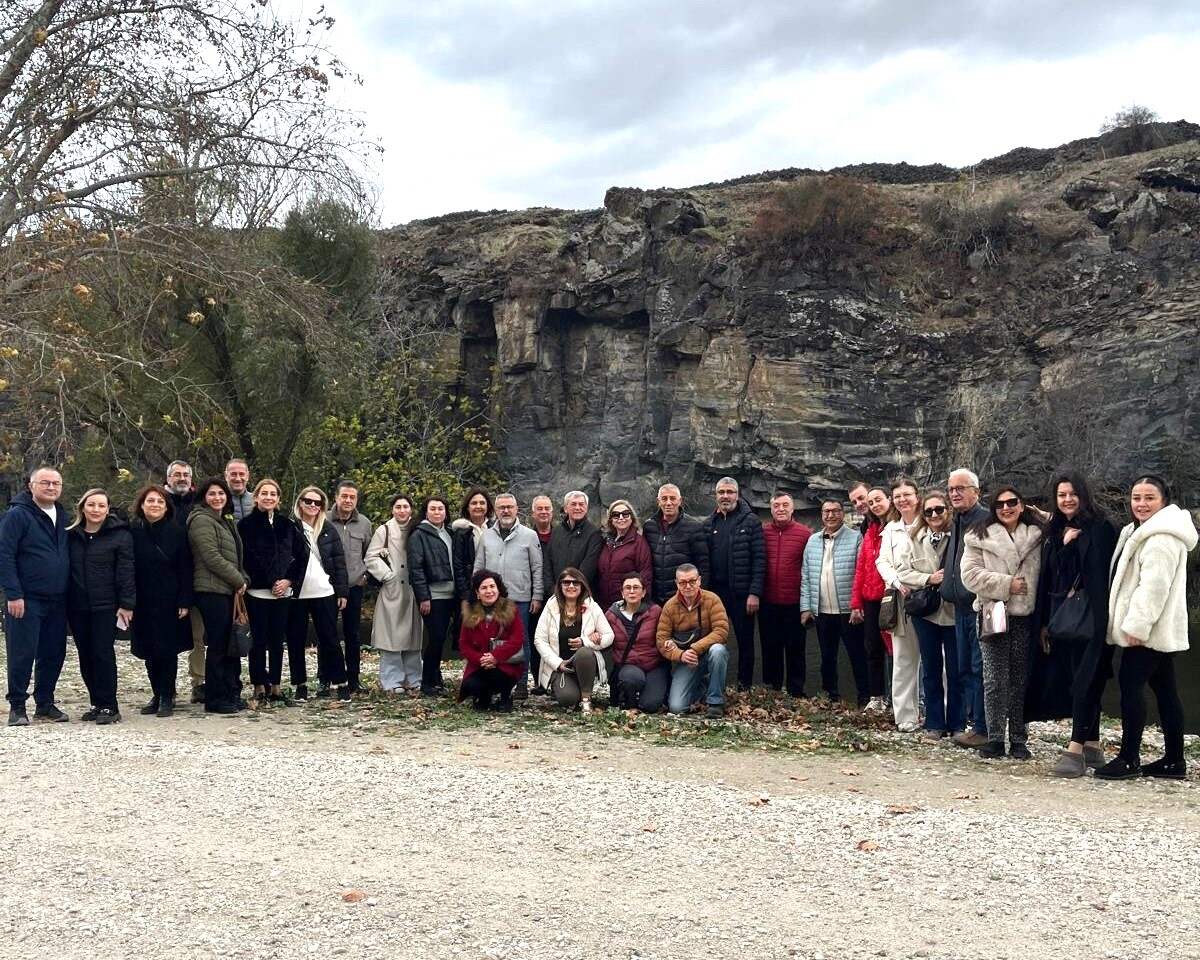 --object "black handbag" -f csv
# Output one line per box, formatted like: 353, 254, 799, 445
904, 586, 941, 619
229, 592, 252, 657
1047, 576, 1094, 642
879, 589, 899, 630
672, 605, 703, 650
